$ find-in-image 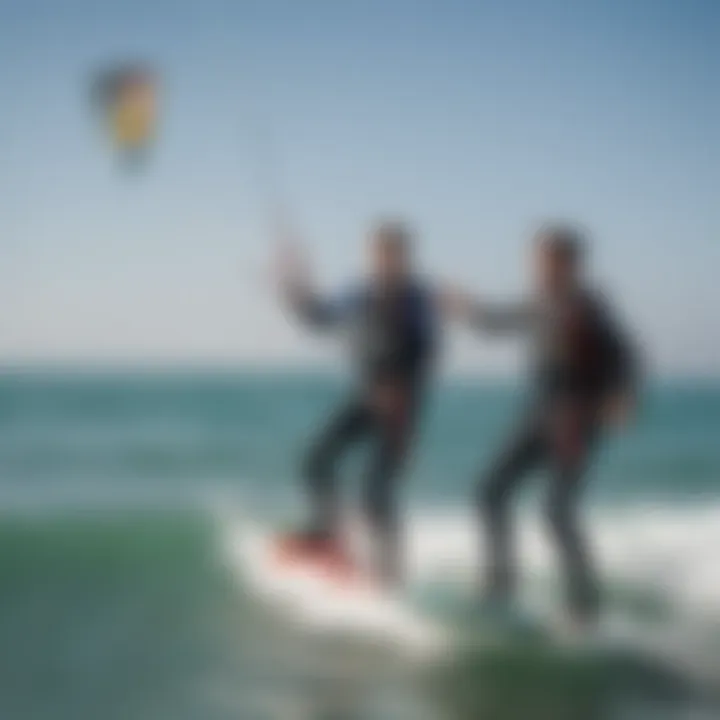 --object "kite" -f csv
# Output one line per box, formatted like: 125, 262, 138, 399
91, 64, 158, 167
